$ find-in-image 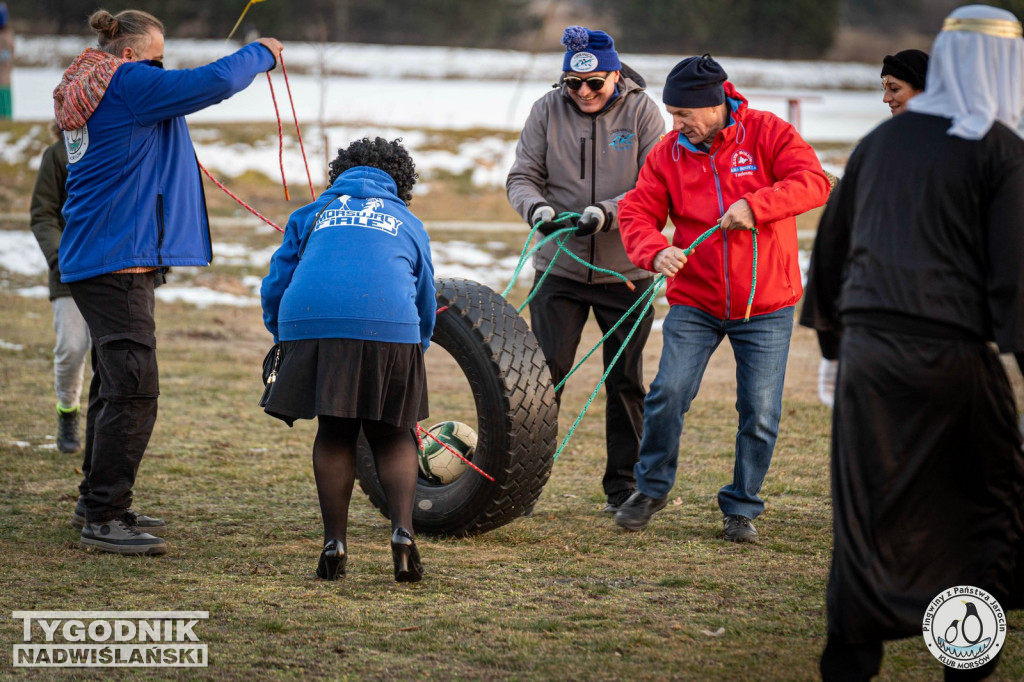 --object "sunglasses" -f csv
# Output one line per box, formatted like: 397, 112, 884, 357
563, 75, 609, 91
